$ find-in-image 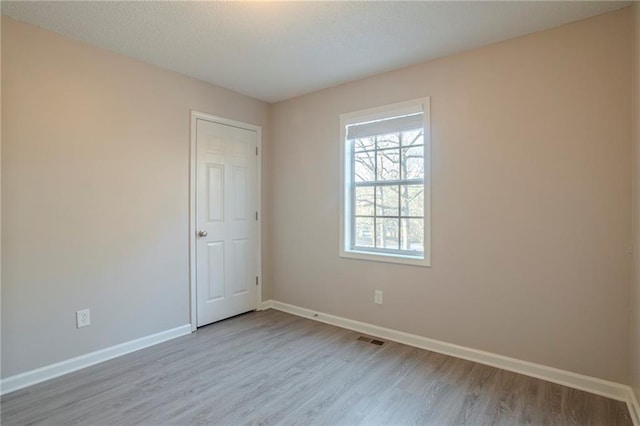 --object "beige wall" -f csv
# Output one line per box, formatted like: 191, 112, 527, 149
632, 2, 640, 397
269, 9, 632, 383
1, 17, 270, 377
